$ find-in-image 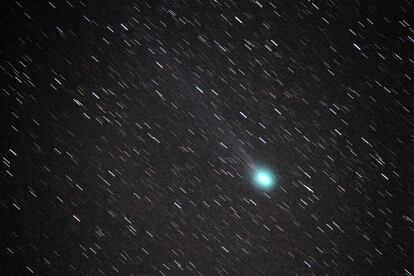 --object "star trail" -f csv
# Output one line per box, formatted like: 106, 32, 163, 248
1, 0, 413, 275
